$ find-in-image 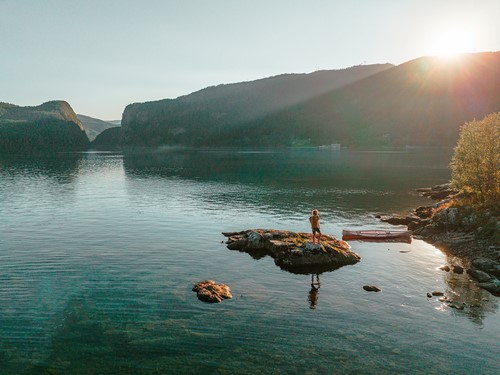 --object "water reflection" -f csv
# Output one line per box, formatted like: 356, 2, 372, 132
123, 148, 453, 219
308, 274, 321, 309
440, 262, 497, 325
123, 148, 452, 189
0, 153, 83, 183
